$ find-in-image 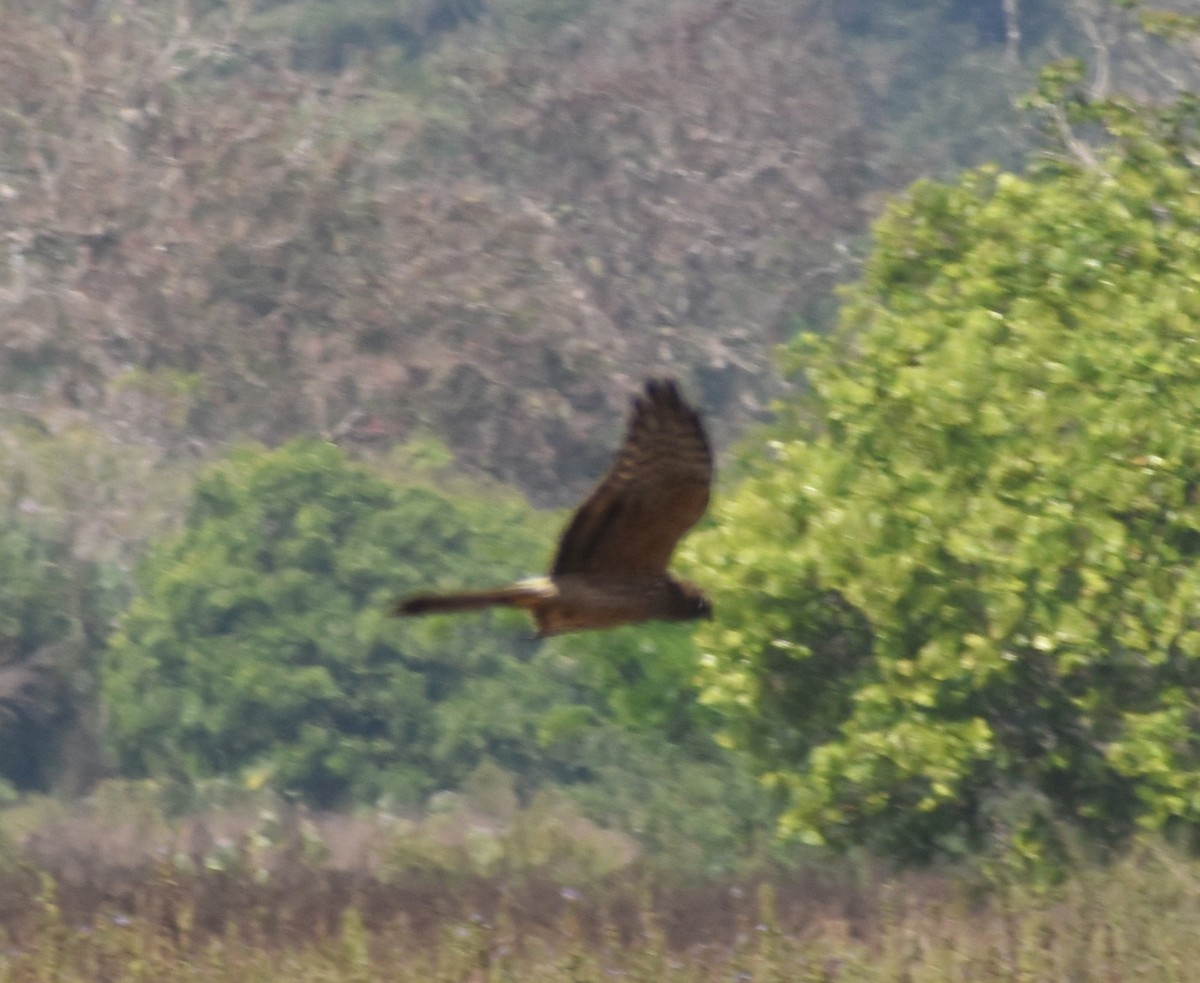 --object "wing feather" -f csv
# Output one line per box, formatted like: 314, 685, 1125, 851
551, 379, 712, 577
